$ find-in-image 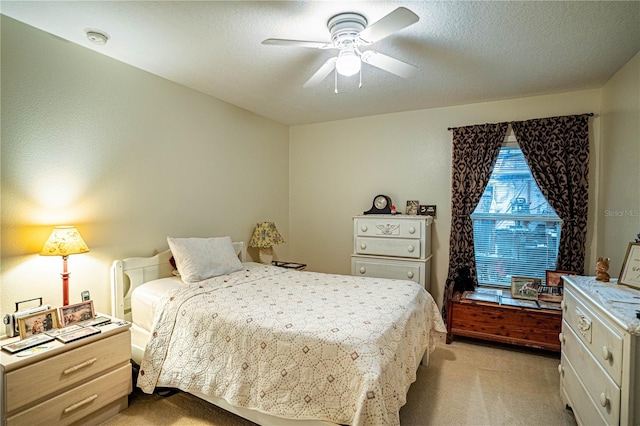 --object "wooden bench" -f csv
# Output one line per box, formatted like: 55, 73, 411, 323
446, 295, 562, 352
